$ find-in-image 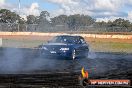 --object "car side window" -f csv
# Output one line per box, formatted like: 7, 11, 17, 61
80, 38, 86, 44
74, 38, 81, 44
